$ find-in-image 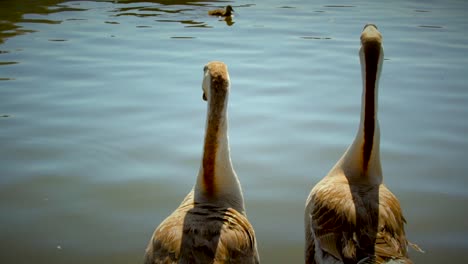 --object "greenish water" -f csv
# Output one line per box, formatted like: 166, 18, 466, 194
1, 0, 468, 263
